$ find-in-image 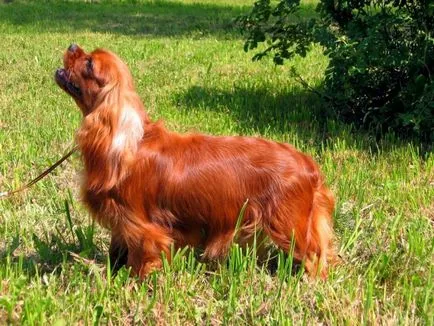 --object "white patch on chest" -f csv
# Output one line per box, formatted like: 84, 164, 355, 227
111, 106, 144, 155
